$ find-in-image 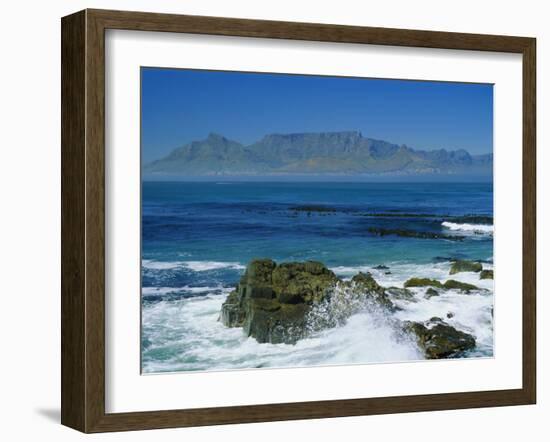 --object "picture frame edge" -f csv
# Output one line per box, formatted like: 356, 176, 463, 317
60, 8, 537, 433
